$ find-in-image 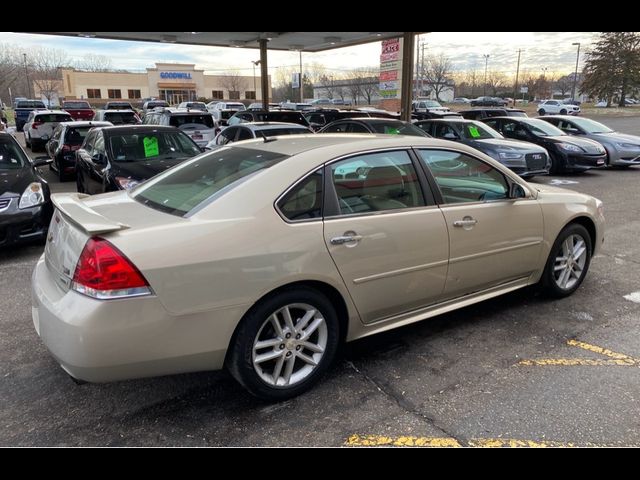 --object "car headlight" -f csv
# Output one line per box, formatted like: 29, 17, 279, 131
557, 142, 584, 153
499, 152, 524, 159
115, 177, 141, 190
615, 142, 640, 149
18, 182, 45, 209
